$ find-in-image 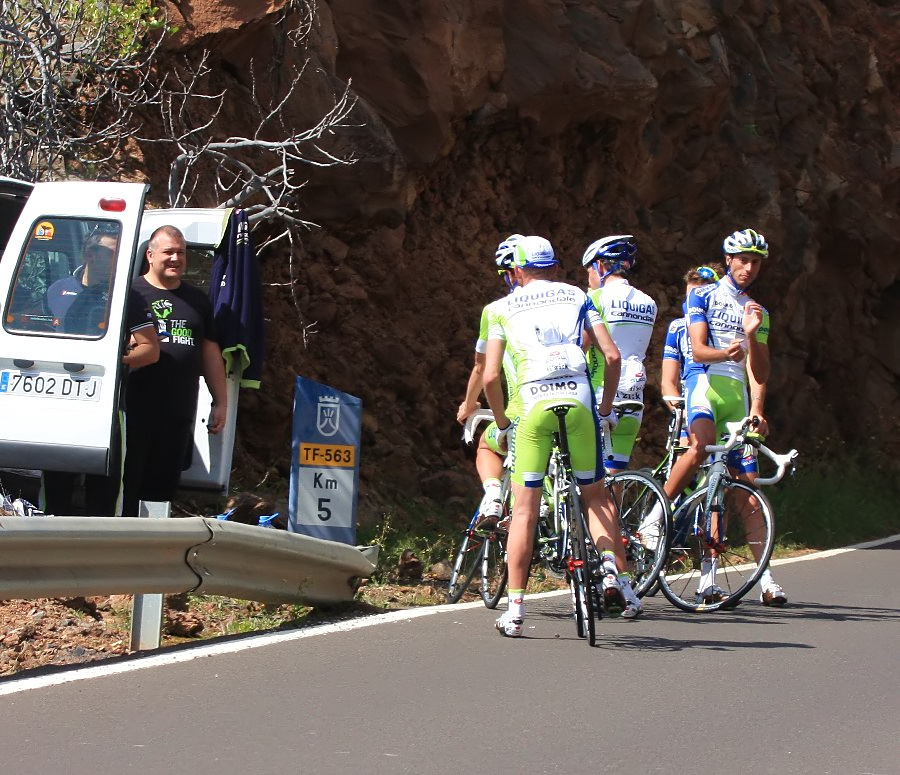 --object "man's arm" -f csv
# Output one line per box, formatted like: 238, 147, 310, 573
456, 351, 485, 424
660, 358, 682, 410
201, 338, 228, 434
586, 322, 620, 415
483, 338, 509, 434
122, 326, 160, 369
688, 319, 745, 364
743, 302, 770, 383
747, 348, 769, 436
